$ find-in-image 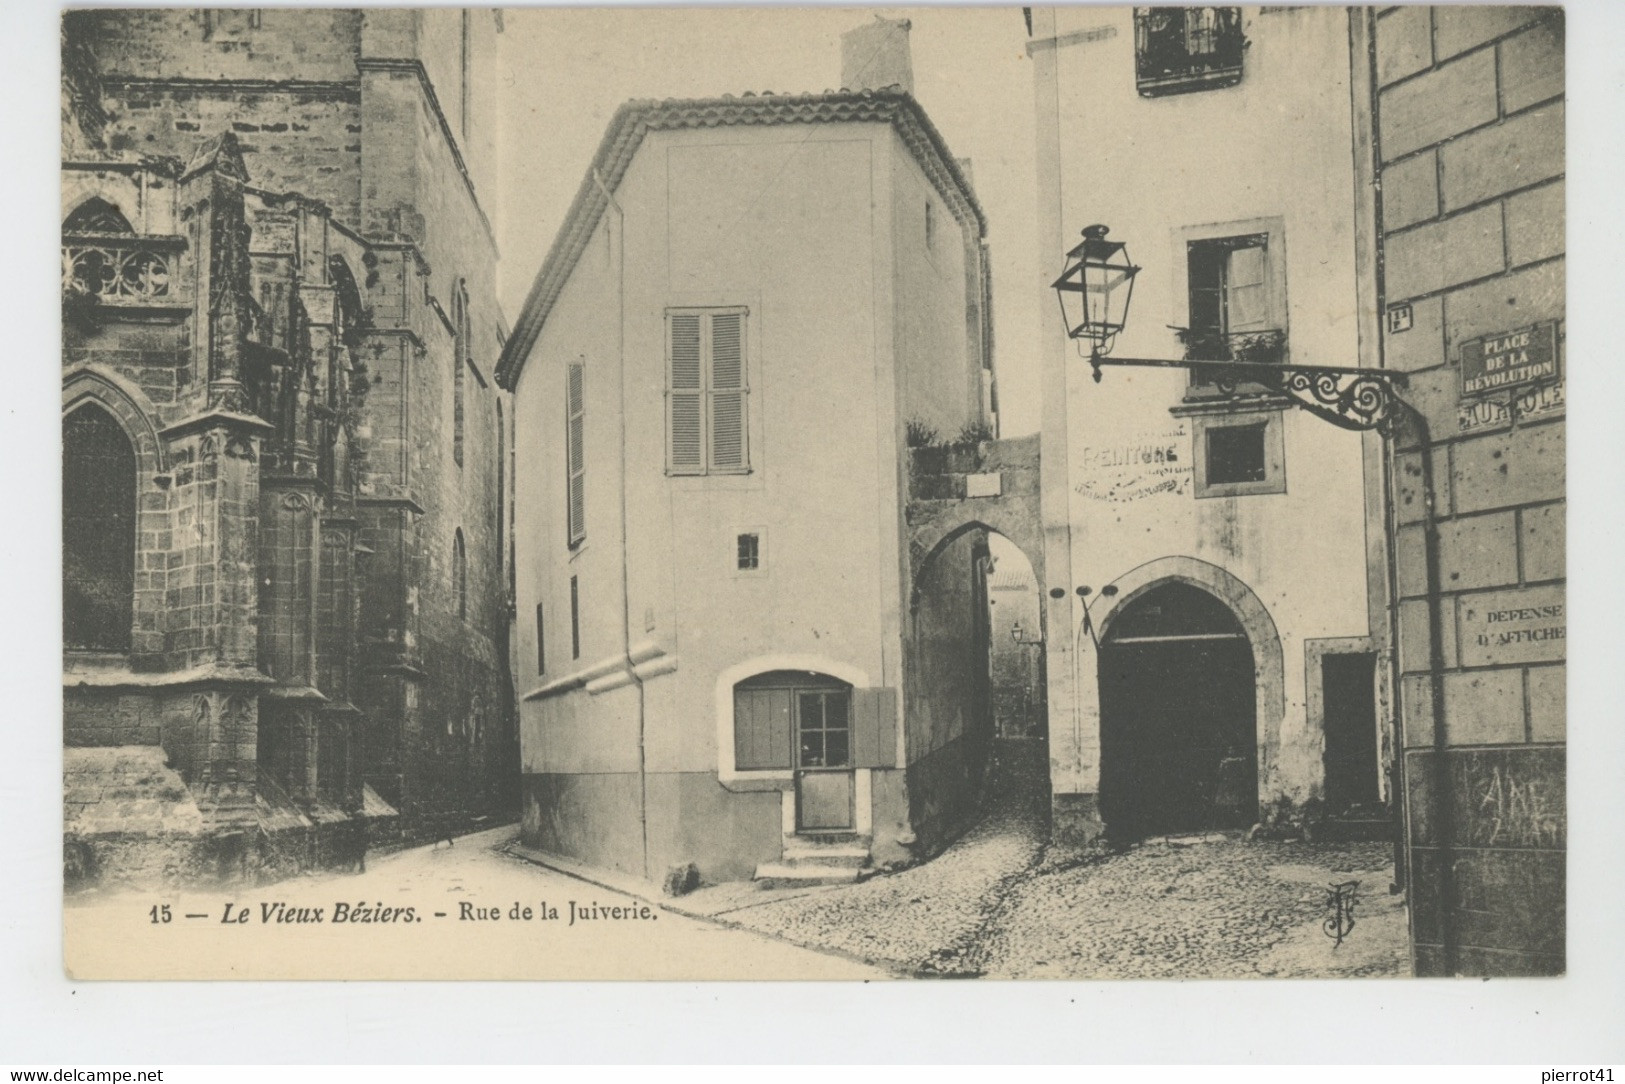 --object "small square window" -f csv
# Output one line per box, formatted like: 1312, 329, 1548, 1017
737, 532, 760, 571
1206, 424, 1267, 485
1192, 411, 1286, 498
